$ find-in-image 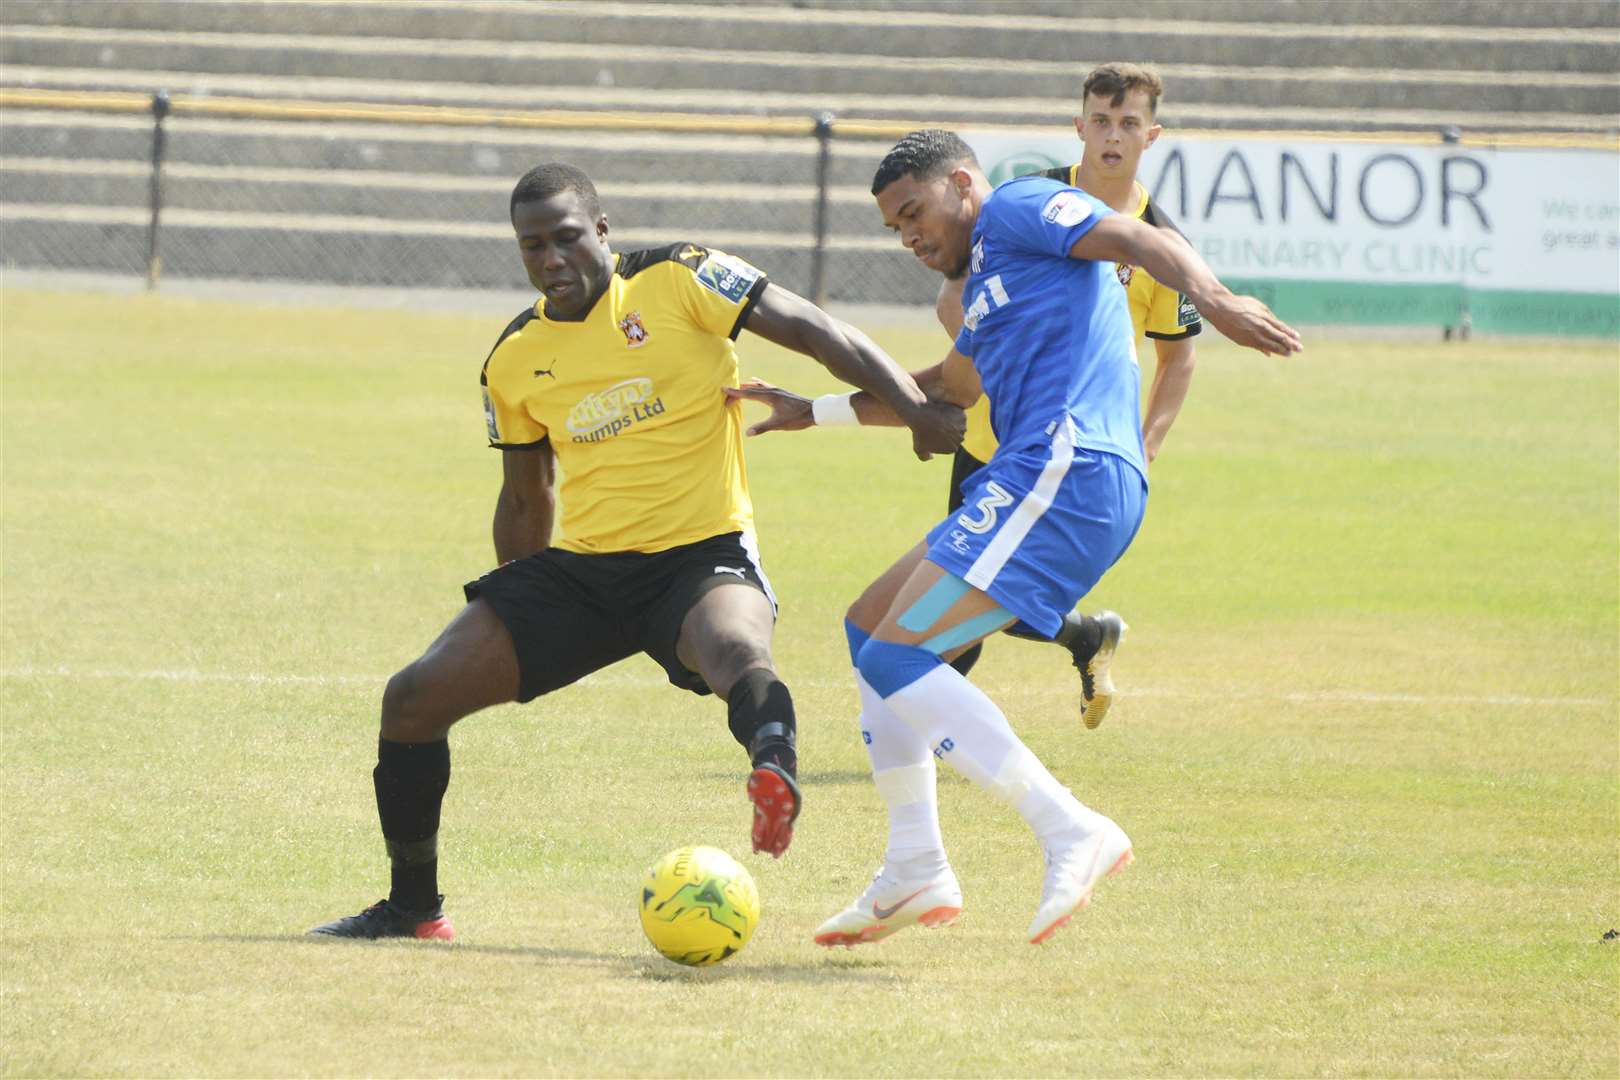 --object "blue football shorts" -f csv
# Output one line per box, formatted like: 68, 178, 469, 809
924, 419, 1147, 638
